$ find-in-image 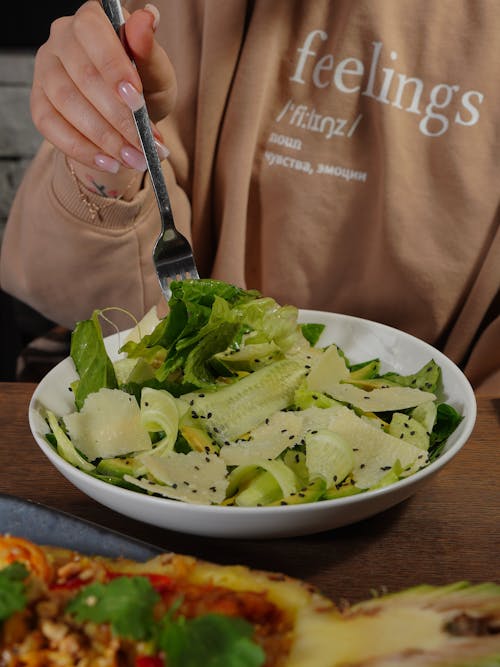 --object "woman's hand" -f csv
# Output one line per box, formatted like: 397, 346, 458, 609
31, 1, 175, 174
